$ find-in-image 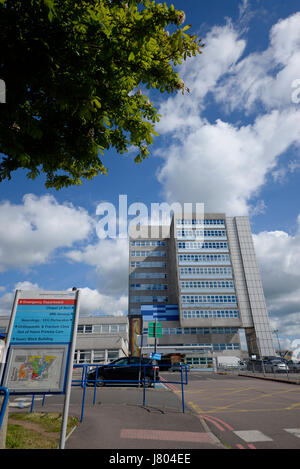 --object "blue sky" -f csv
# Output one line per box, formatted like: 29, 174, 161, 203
1, 0, 300, 356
